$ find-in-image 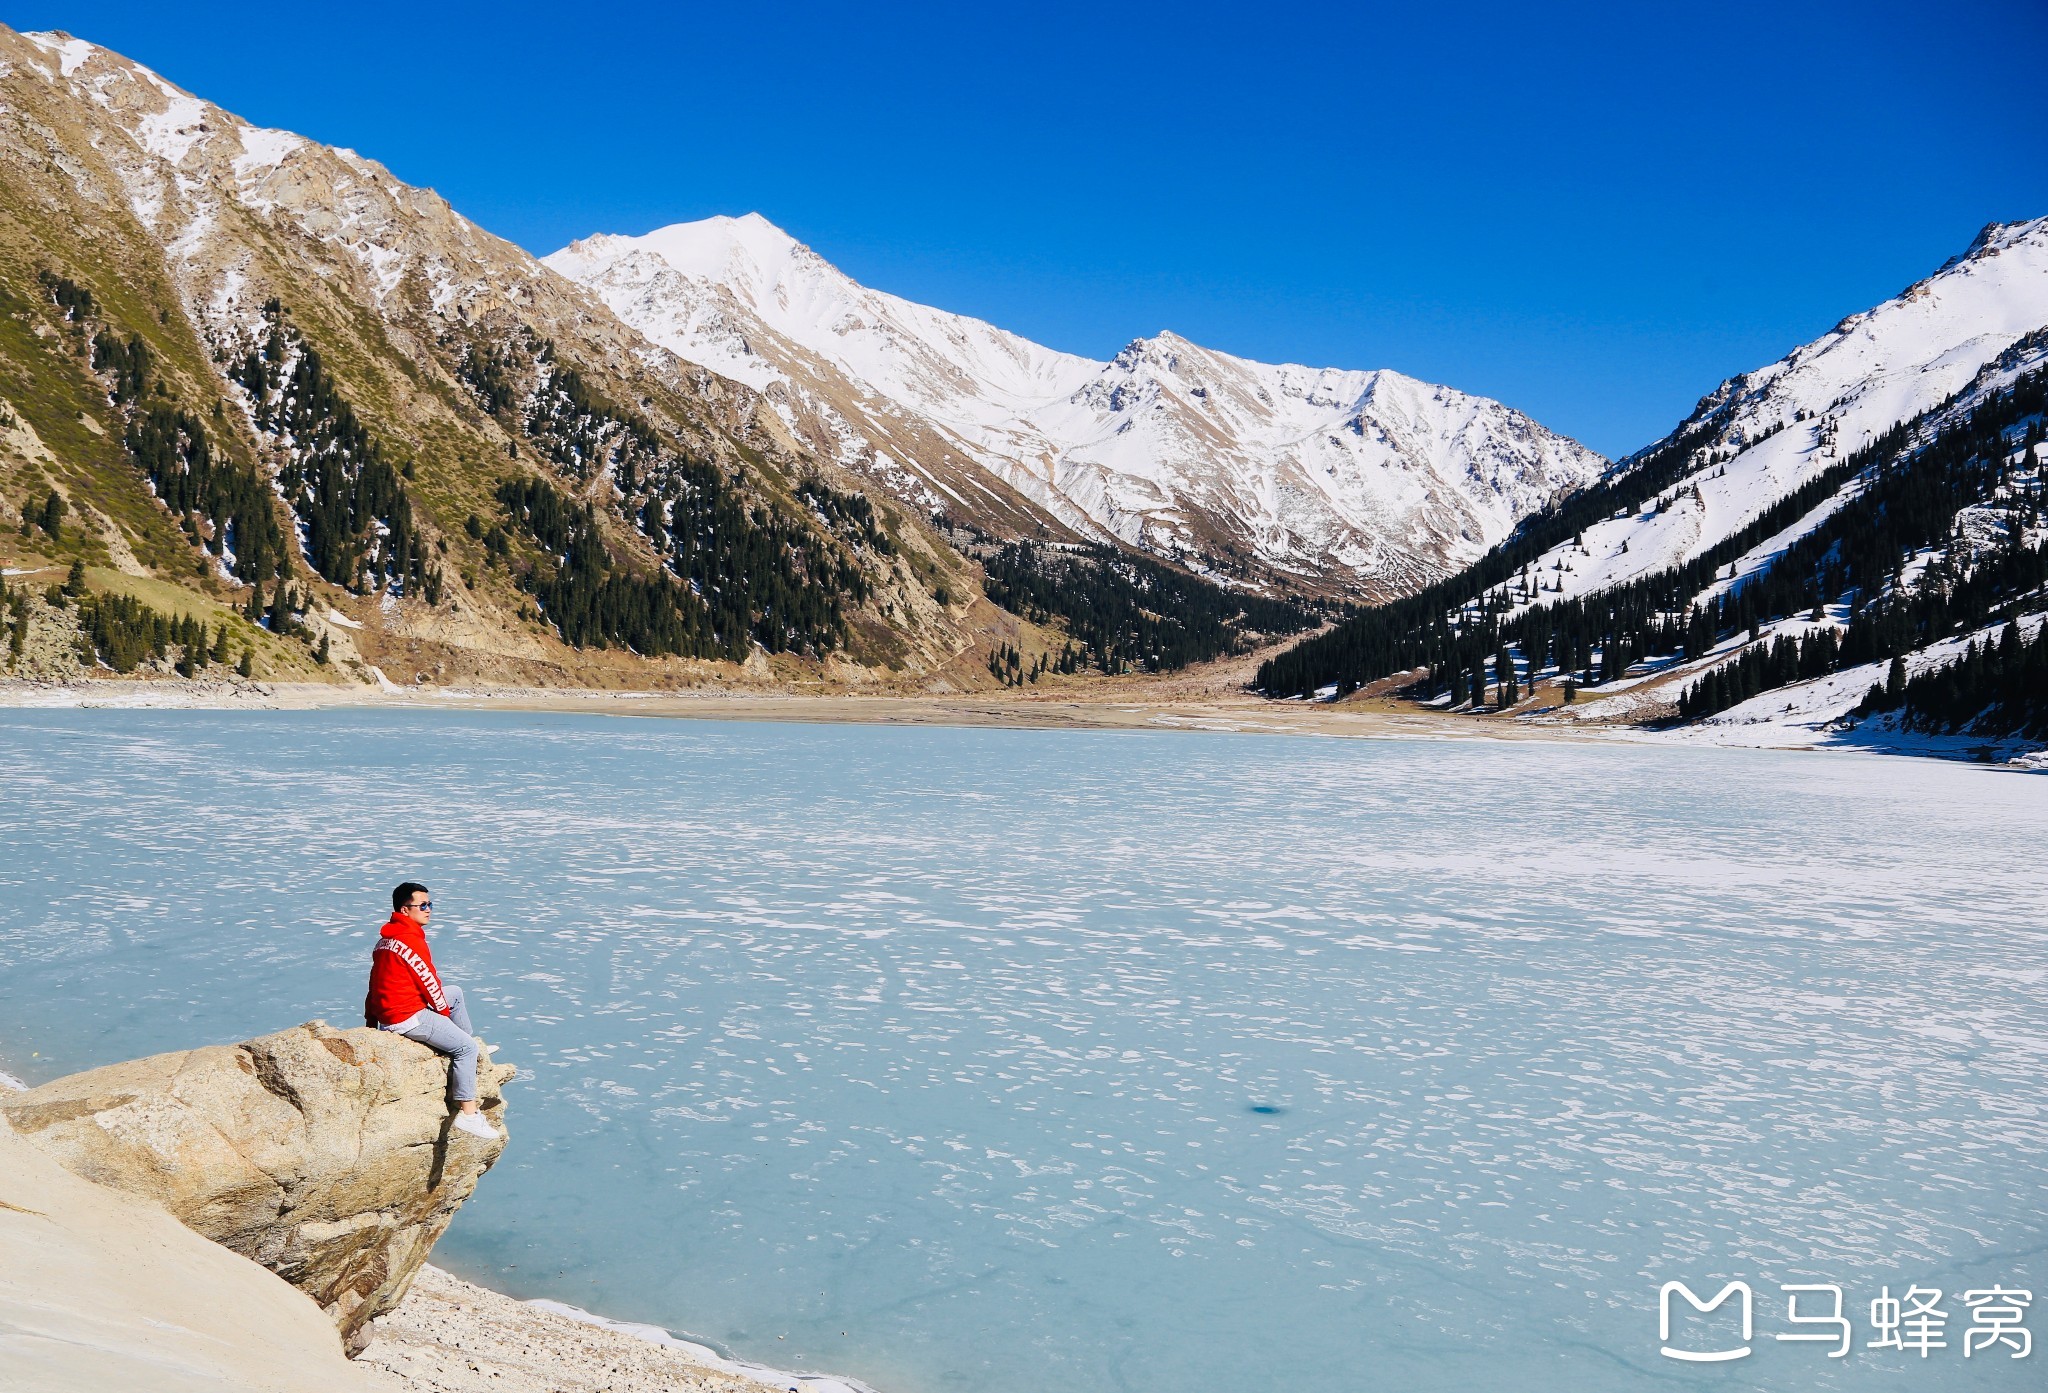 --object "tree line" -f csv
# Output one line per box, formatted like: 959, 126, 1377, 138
497, 476, 734, 659
2, 563, 254, 677
1254, 405, 1732, 695
1855, 618, 2048, 739
1669, 365, 2045, 721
